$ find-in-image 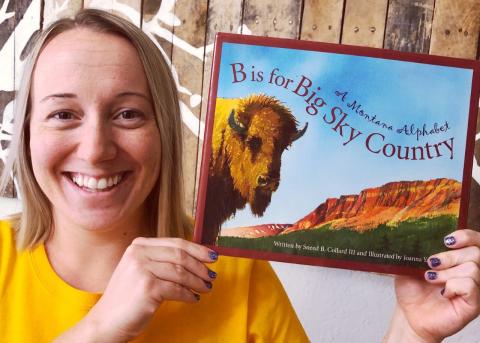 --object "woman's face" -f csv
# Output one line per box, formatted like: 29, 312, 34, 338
29, 28, 161, 232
